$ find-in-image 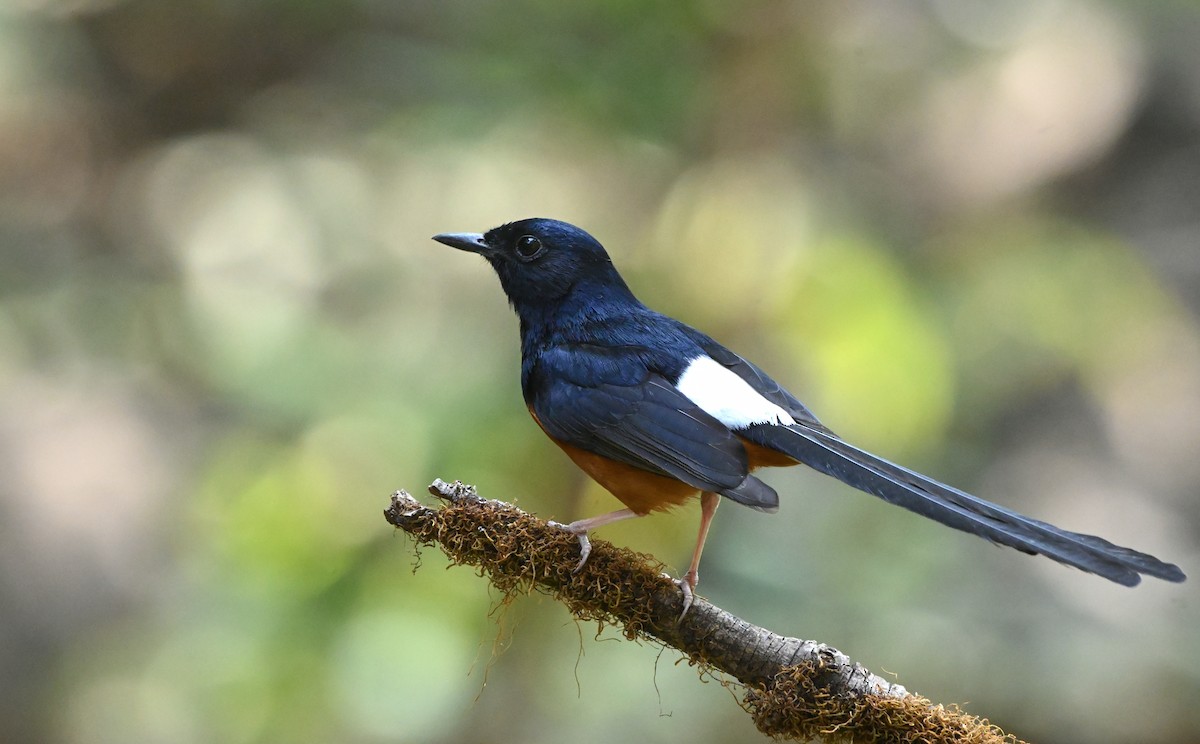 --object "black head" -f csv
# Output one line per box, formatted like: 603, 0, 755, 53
433, 218, 624, 308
